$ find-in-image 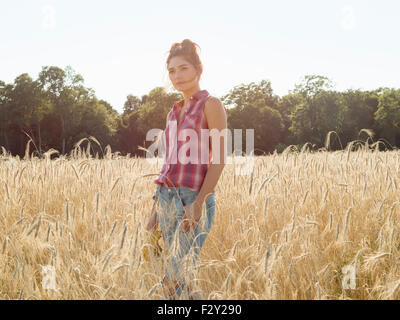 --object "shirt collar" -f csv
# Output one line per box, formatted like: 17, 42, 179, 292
173, 89, 209, 109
